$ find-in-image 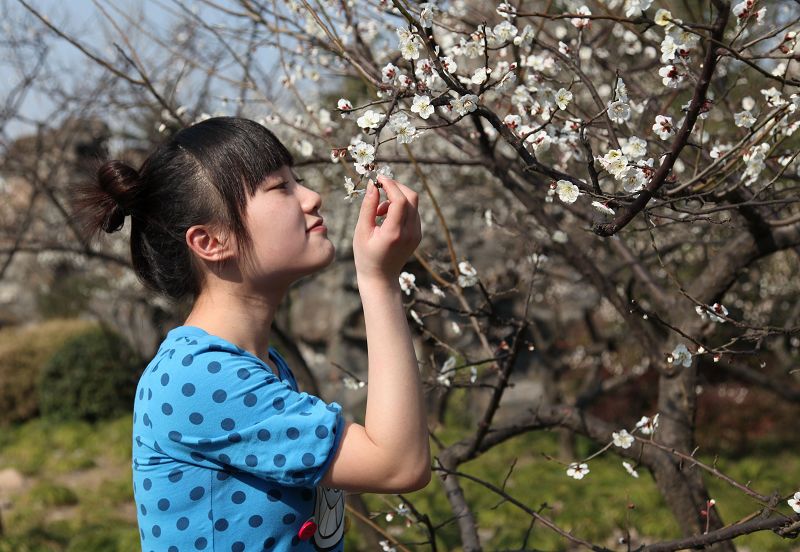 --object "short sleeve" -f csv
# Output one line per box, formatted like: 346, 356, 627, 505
148, 348, 344, 488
